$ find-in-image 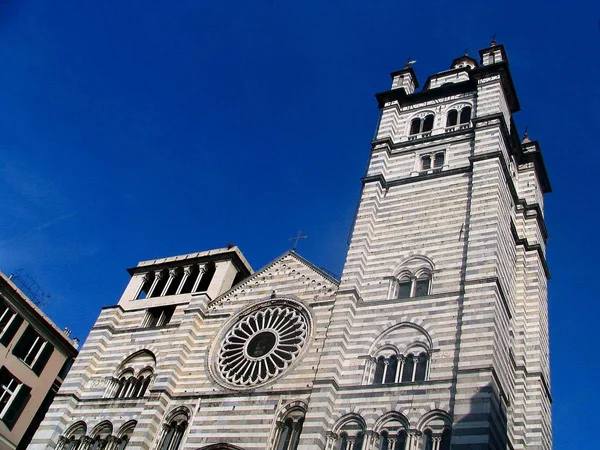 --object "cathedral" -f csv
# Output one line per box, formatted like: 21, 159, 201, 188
31, 42, 552, 450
